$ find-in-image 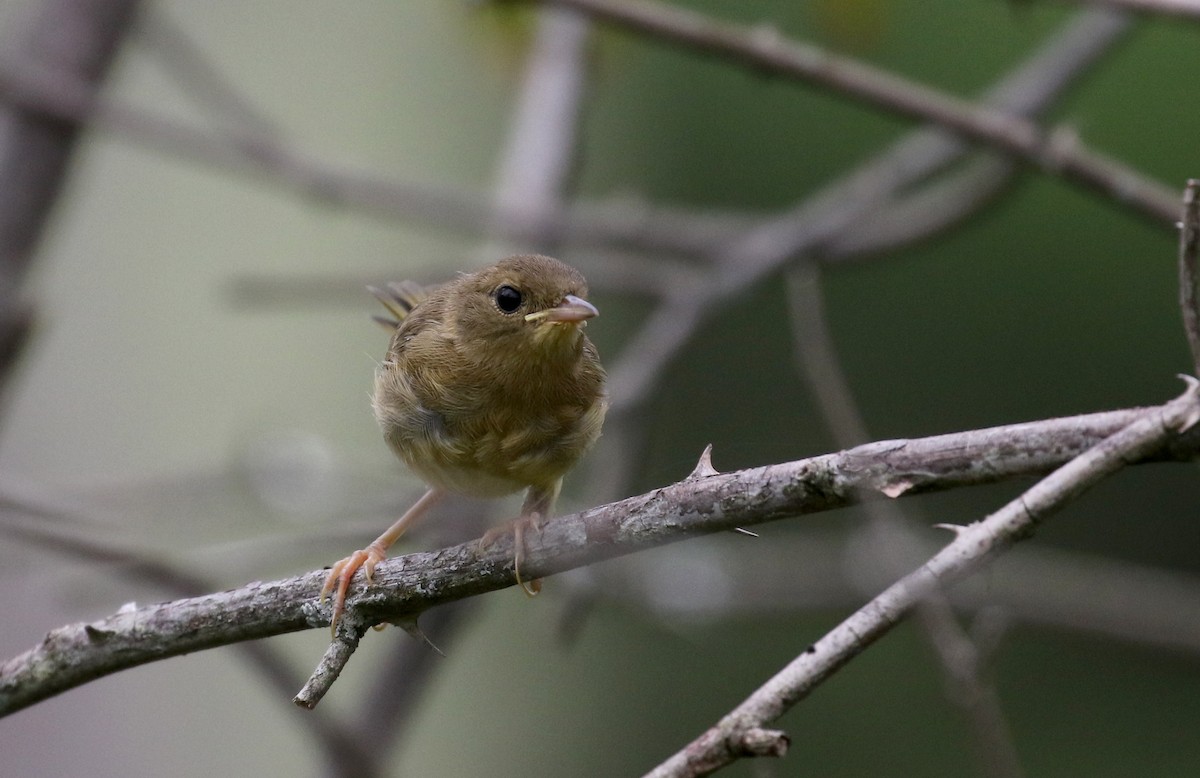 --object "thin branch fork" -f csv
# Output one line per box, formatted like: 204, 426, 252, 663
647, 378, 1200, 777
2, 402, 1198, 718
